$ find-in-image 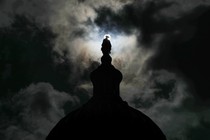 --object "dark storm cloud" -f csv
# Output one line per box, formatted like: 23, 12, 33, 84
0, 0, 56, 27
0, 15, 69, 95
0, 82, 79, 140
127, 69, 210, 140
0, 15, 95, 98
147, 6, 210, 100
94, 0, 176, 44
